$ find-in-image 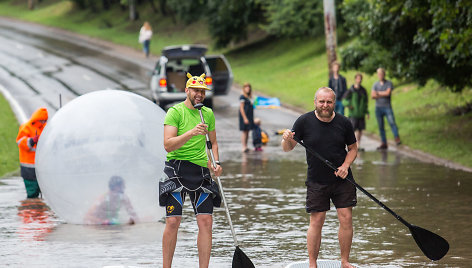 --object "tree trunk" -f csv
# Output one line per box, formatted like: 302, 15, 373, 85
102, 0, 111, 10
148, 0, 158, 13
158, 0, 167, 15
27, 0, 36, 10
323, 0, 337, 78
129, 0, 138, 21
